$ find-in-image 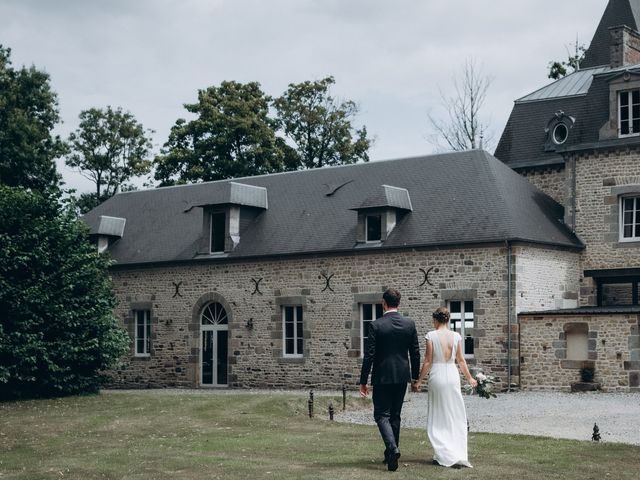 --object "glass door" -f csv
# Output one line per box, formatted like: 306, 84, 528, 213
200, 303, 228, 386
